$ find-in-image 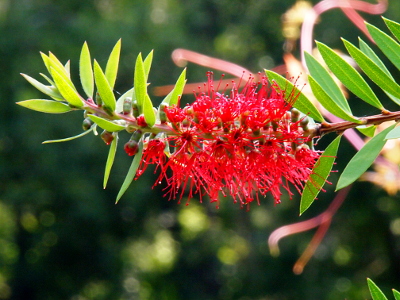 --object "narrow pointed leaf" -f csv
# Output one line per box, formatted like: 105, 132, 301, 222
116, 141, 144, 203
42, 126, 95, 144
143, 94, 156, 127
21, 73, 63, 101
393, 289, 400, 300
94, 60, 116, 112
366, 23, 400, 71
40, 52, 51, 74
49, 52, 70, 78
385, 125, 400, 140
357, 125, 376, 137
304, 52, 351, 113
143, 50, 153, 81
308, 76, 361, 123
134, 53, 146, 114
300, 135, 341, 215
343, 39, 400, 100
160, 68, 187, 107
265, 70, 324, 122
40, 73, 56, 87
317, 41, 384, 110
79, 42, 94, 98
103, 133, 118, 188
16, 99, 72, 113
105, 39, 121, 89
336, 123, 396, 191
88, 115, 125, 132
51, 67, 84, 108
383, 17, 400, 42
64, 60, 70, 76
367, 279, 388, 300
